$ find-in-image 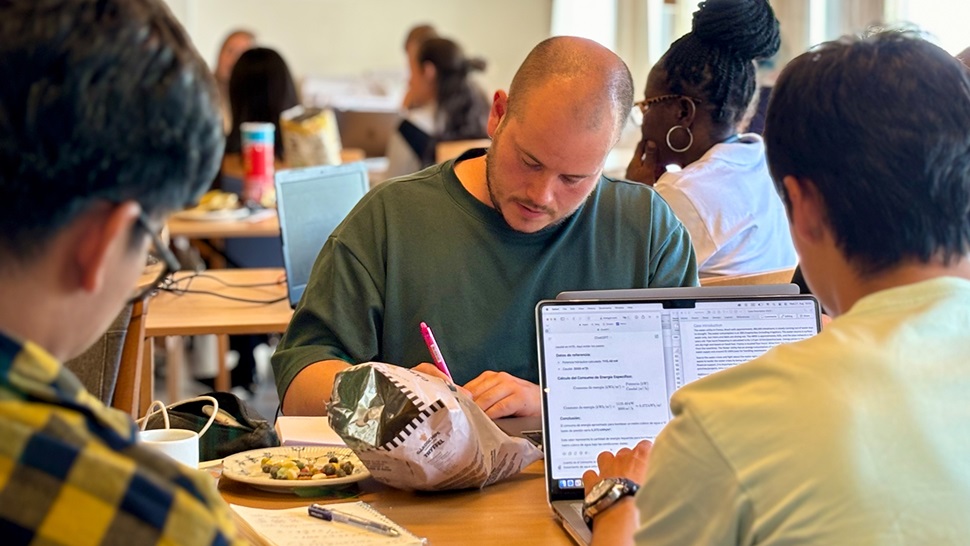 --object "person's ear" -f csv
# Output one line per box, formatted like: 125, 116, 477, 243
73, 202, 142, 294
422, 61, 437, 83
783, 175, 826, 244
487, 90, 508, 138
677, 97, 698, 127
